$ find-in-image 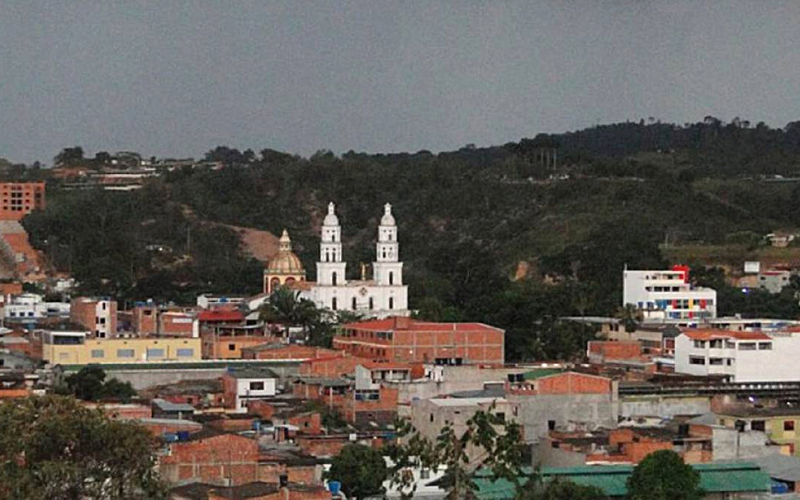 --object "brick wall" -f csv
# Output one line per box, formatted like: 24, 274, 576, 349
535, 373, 613, 395
587, 341, 643, 361
258, 463, 319, 485
203, 335, 273, 359
243, 345, 342, 361
160, 433, 259, 486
